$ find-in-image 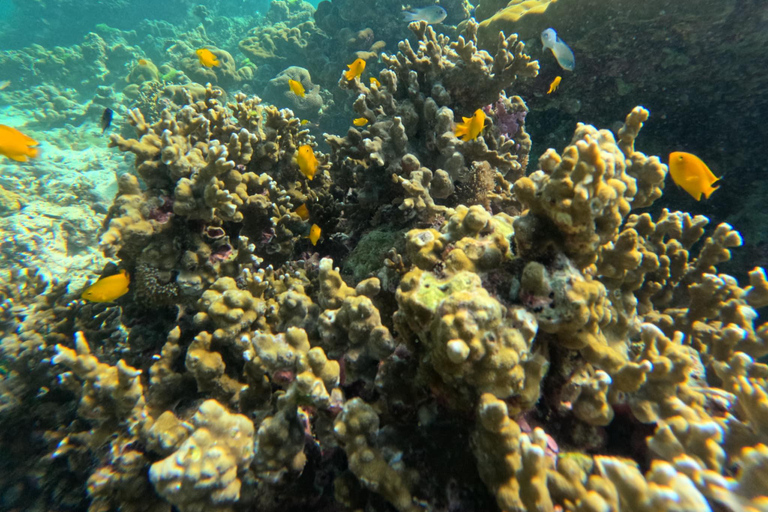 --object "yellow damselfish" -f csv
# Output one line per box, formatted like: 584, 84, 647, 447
289, 79, 305, 98
454, 109, 486, 142
297, 145, 319, 180
669, 151, 721, 201
196, 48, 220, 67
353, 117, 368, 126
295, 203, 310, 221
344, 58, 366, 81
0, 125, 39, 162
370, 77, 381, 87
308, 224, 321, 246
547, 76, 561, 94
82, 269, 130, 302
